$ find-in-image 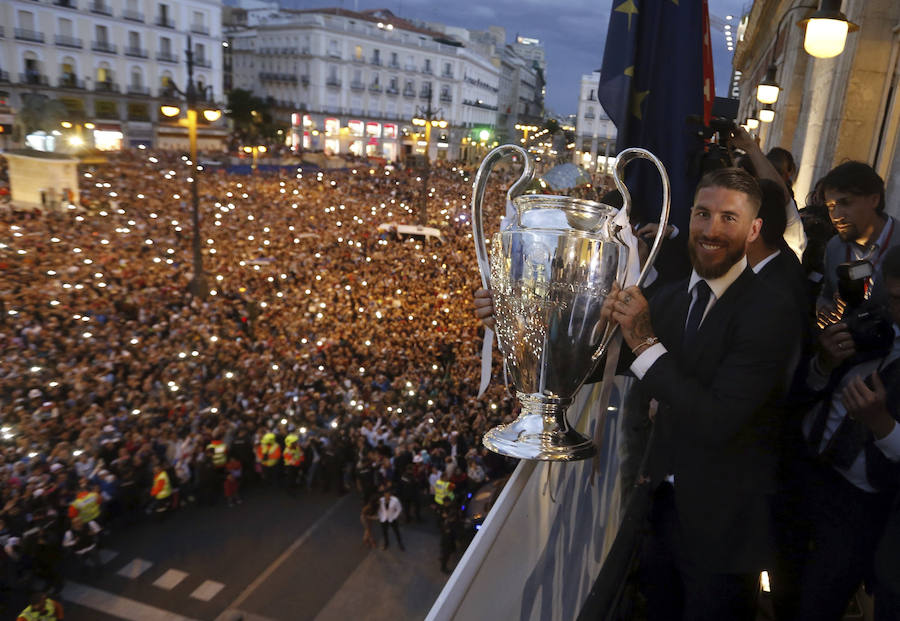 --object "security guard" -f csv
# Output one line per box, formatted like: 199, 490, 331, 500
206, 435, 227, 469
17, 592, 63, 620
433, 470, 454, 507
150, 463, 172, 515
67, 479, 101, 524
282, 434, 304, 490
256, 432, 282, 484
